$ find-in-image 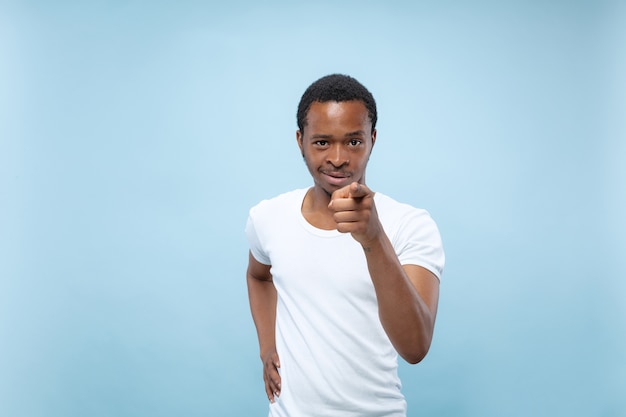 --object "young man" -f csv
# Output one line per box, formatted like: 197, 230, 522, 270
246, 74, 445, 417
